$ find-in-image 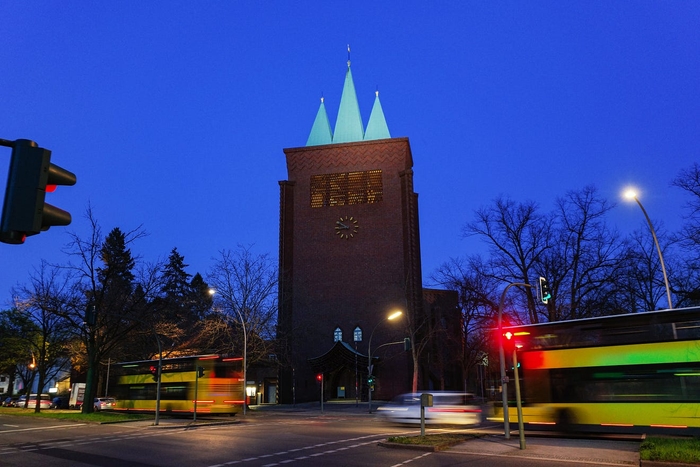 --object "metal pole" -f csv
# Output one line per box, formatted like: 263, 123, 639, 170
498, 282, 532, 439
354, 341, 359, 407
105, 358, 110, 397
193, 368, 198, 422
154, 333, 162, 426
367, 337, 373, 414
513, 348, 526, 450
633, 196, 673, 309
238, 313, 247, 416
